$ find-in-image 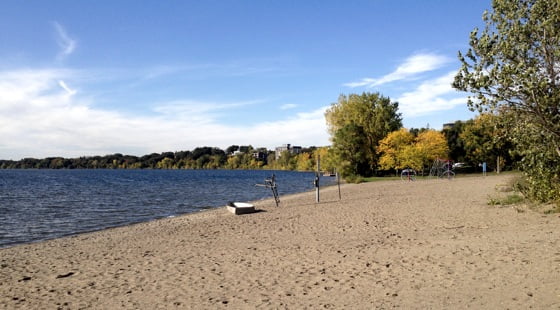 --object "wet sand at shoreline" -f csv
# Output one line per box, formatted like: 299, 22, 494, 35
1, 174, 559, 309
